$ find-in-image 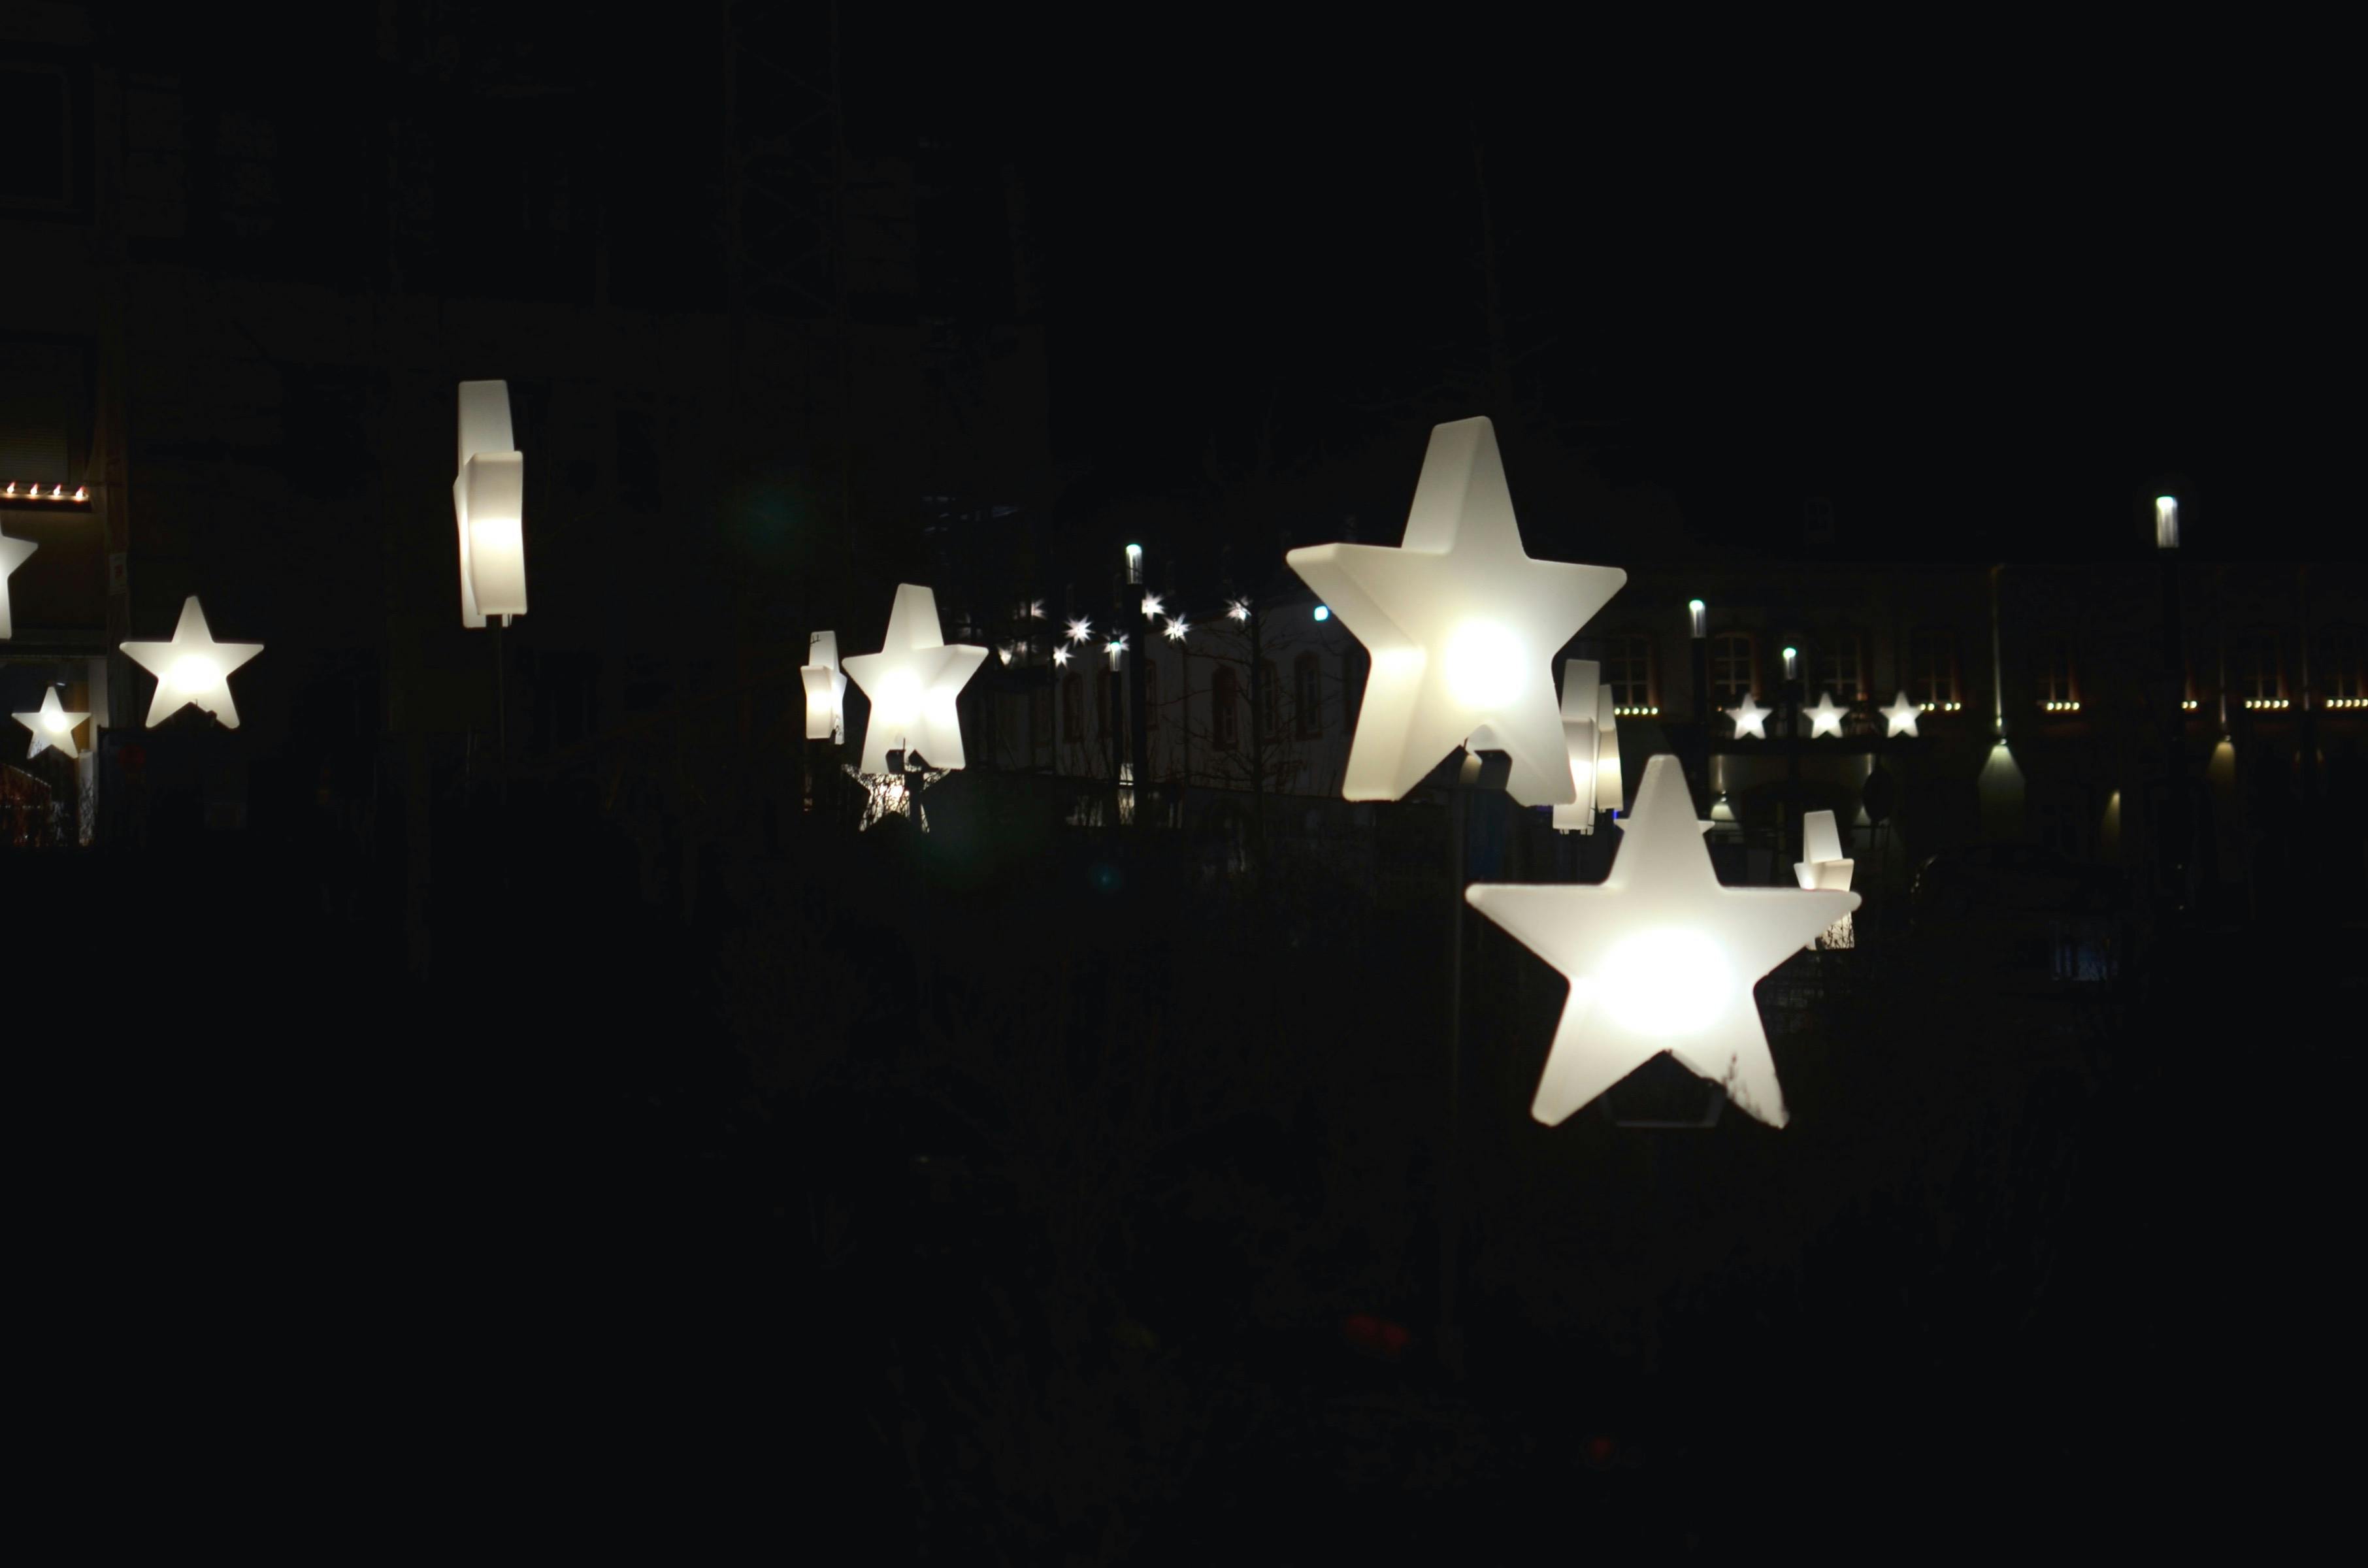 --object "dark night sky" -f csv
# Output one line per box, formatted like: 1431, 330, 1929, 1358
914, 16, 2343, 563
